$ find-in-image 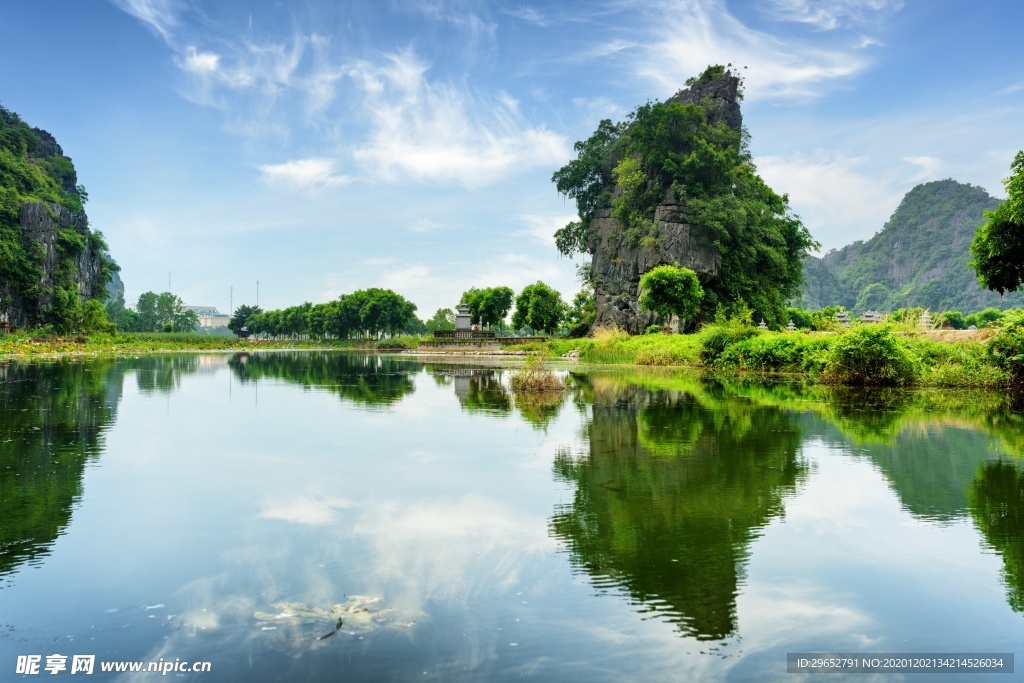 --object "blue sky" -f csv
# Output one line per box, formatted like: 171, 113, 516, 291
1, 0, 1022, 317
